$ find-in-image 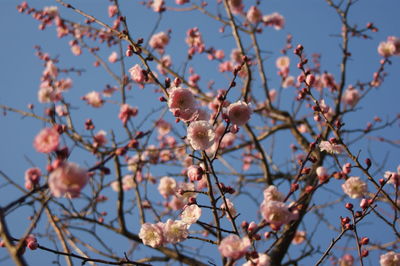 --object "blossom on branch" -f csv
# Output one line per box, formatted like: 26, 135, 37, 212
342, 176, 368, 199
33, 127, 60, 153
187, 121, 215, 150
226, 101, 252, 126
48, 162, 89, 198
218, 234, 250, 260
